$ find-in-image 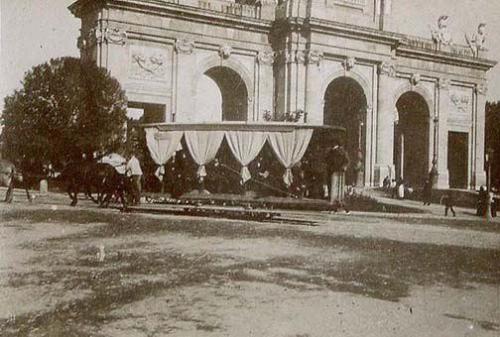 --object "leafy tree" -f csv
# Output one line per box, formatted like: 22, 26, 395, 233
485, 101, 500, 190
1, 57, 127, 169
